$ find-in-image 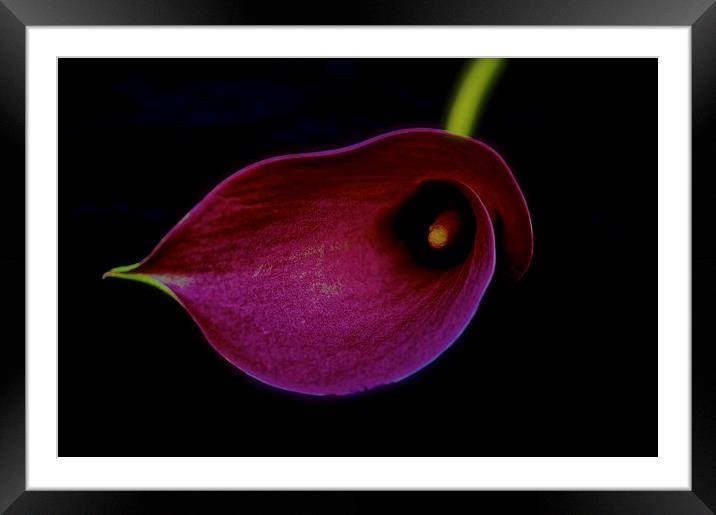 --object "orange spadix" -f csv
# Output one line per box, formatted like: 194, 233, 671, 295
428, 210, 462, 249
